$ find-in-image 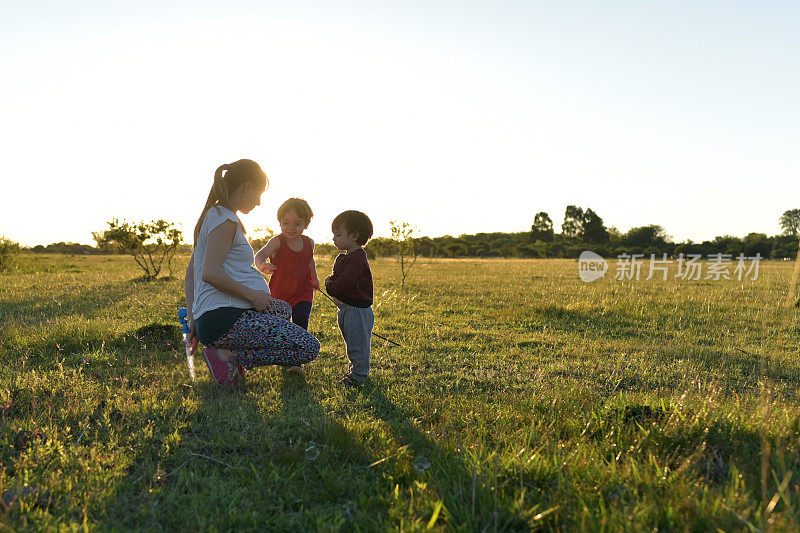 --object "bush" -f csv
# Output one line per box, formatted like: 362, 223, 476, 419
248, 226, 275, 252
31, 242, 101, 255
93, 219, 183, 279
0, 236, 20, 271
613, 246, 635, 256
390, 220, 420, 288
364, 237, 394, 258
584, 245, 609, 257
546, 243, 564, 258
314, 243, 338, 258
